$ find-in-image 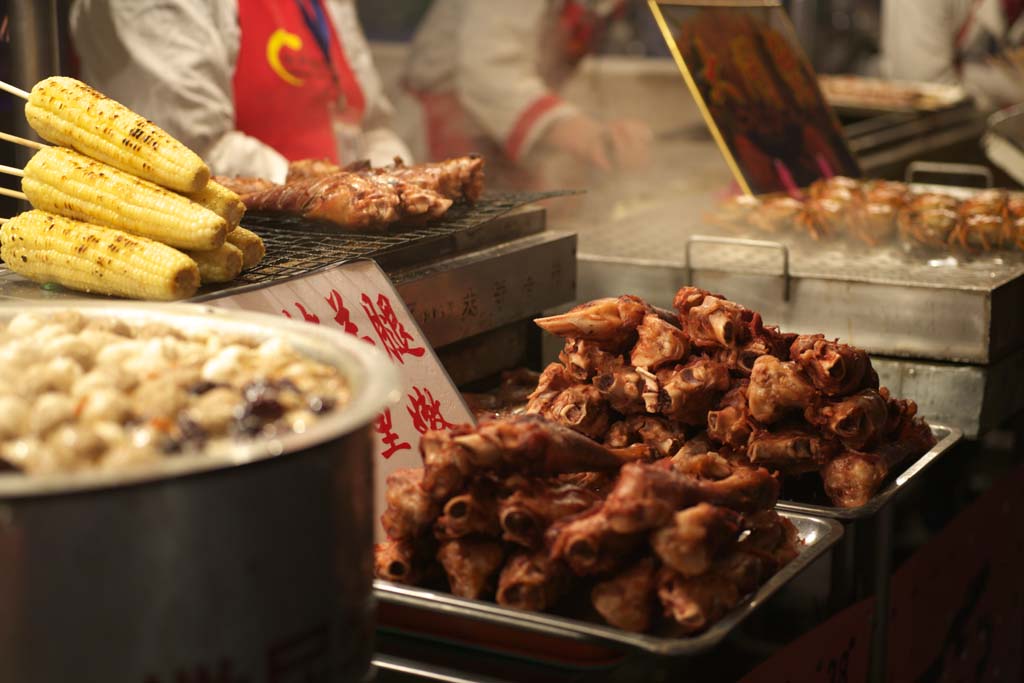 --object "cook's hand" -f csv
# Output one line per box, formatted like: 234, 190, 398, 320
542, 114, 614, 171
542, 115, 653, 172
606, 119, 653, 170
